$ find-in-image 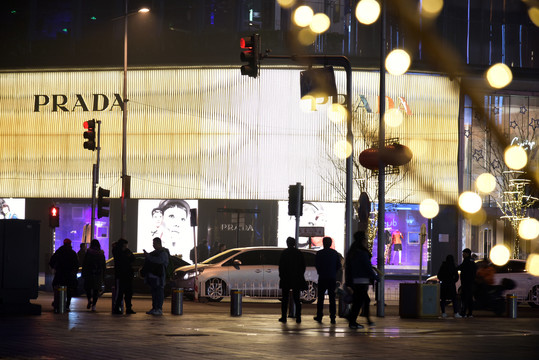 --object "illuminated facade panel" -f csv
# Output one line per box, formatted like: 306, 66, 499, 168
0, 67, 459, 203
